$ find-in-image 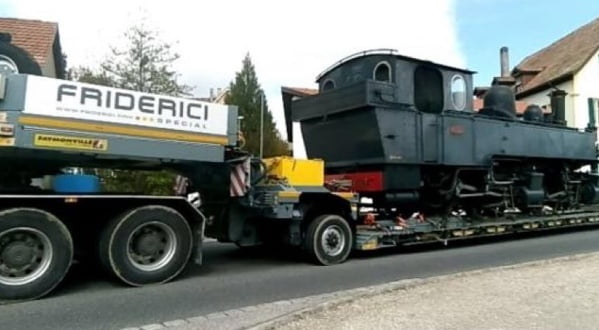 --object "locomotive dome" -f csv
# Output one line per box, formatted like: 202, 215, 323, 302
315, 49, 476, 113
